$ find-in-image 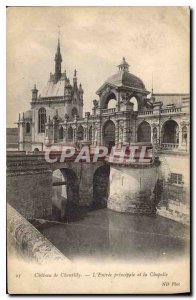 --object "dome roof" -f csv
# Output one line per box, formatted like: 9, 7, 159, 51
96, 58, 147, 95
105, 71, 146, 90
